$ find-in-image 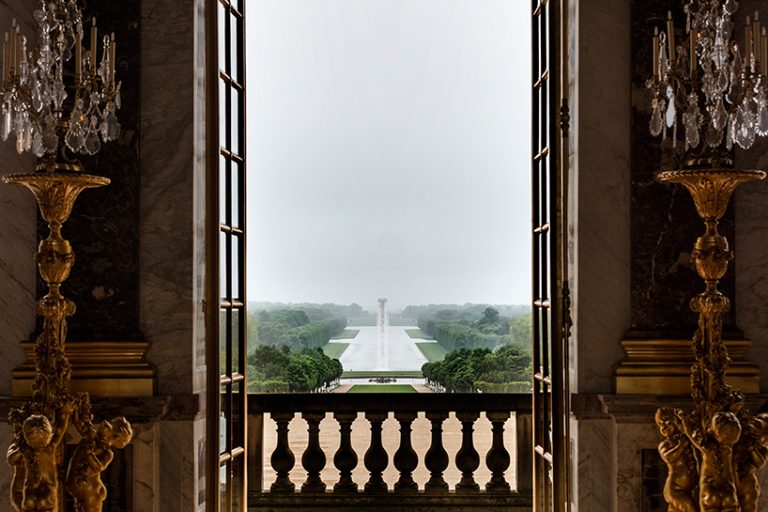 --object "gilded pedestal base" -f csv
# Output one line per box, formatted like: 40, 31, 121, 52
11, 341, 155, 397
615, 338, 760, 394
